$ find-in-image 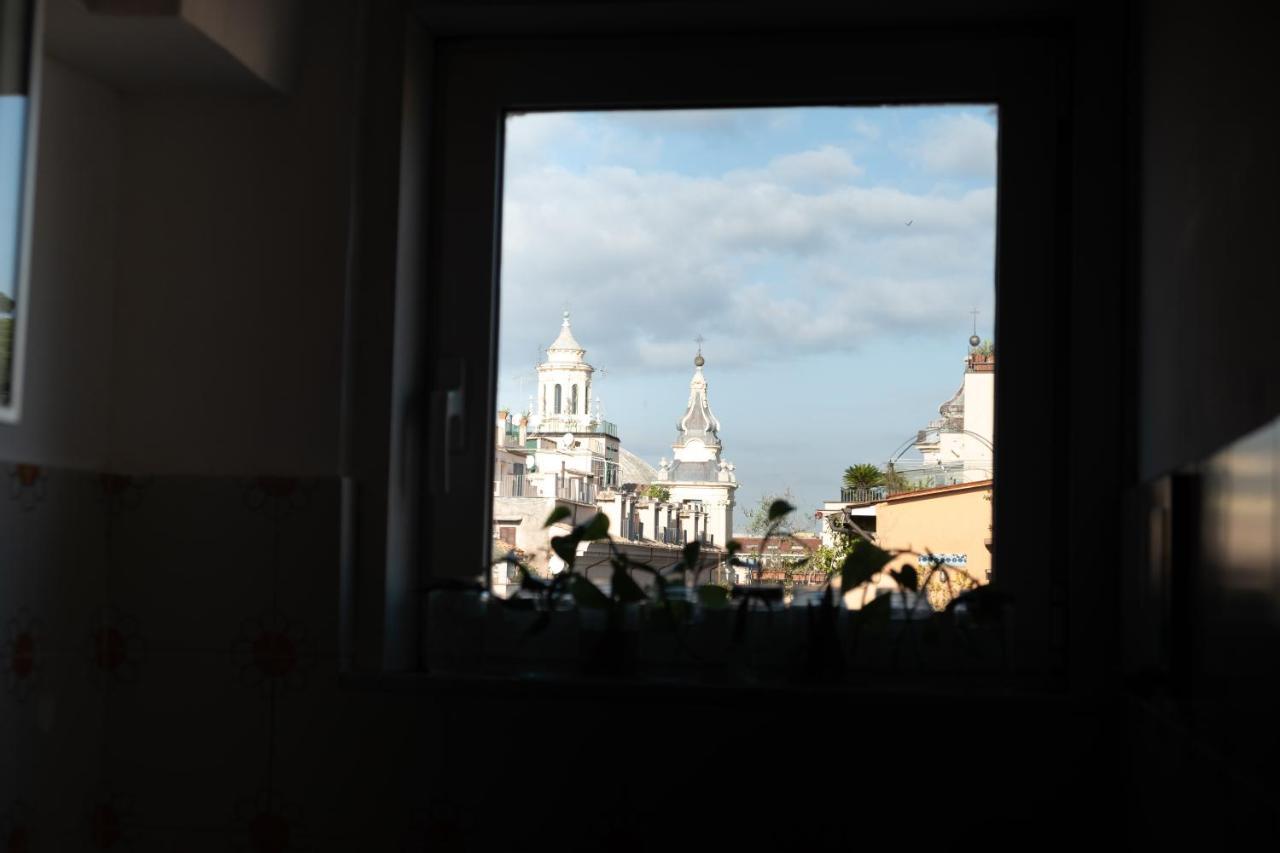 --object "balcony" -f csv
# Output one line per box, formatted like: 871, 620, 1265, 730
554, 474, 596, 505
533, 415, 618, 438
840, 486, 888, 503
493, 474, 527, 497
